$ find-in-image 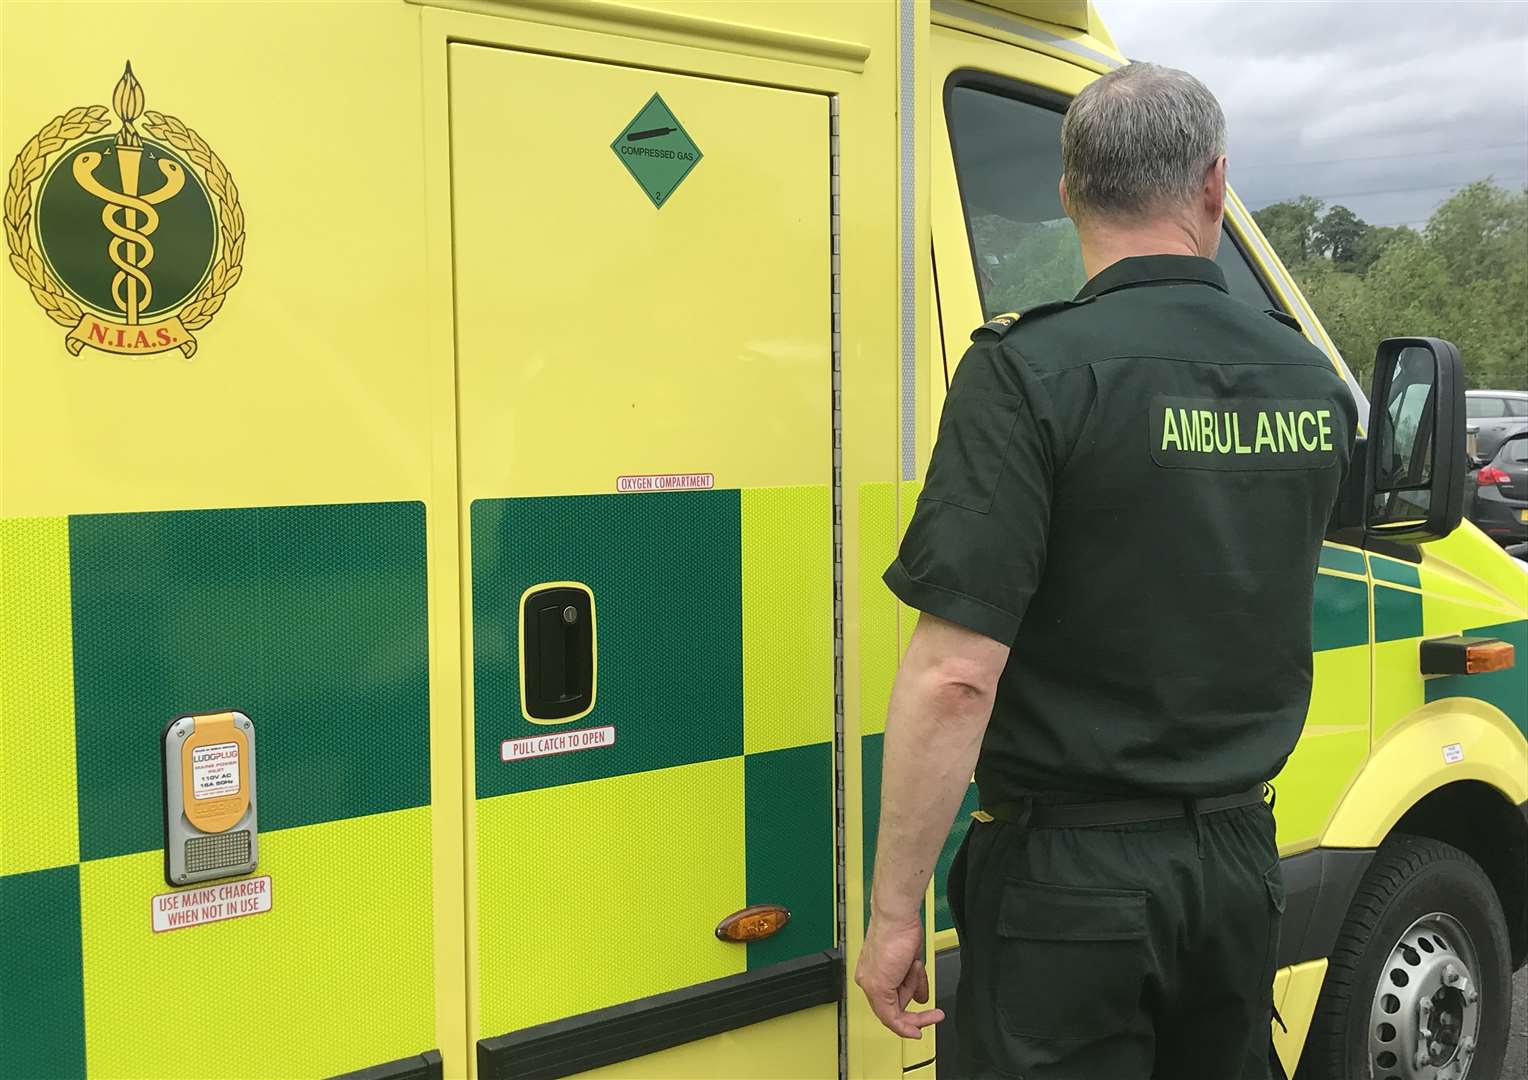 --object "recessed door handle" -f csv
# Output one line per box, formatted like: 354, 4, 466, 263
521, 583, 595, 721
